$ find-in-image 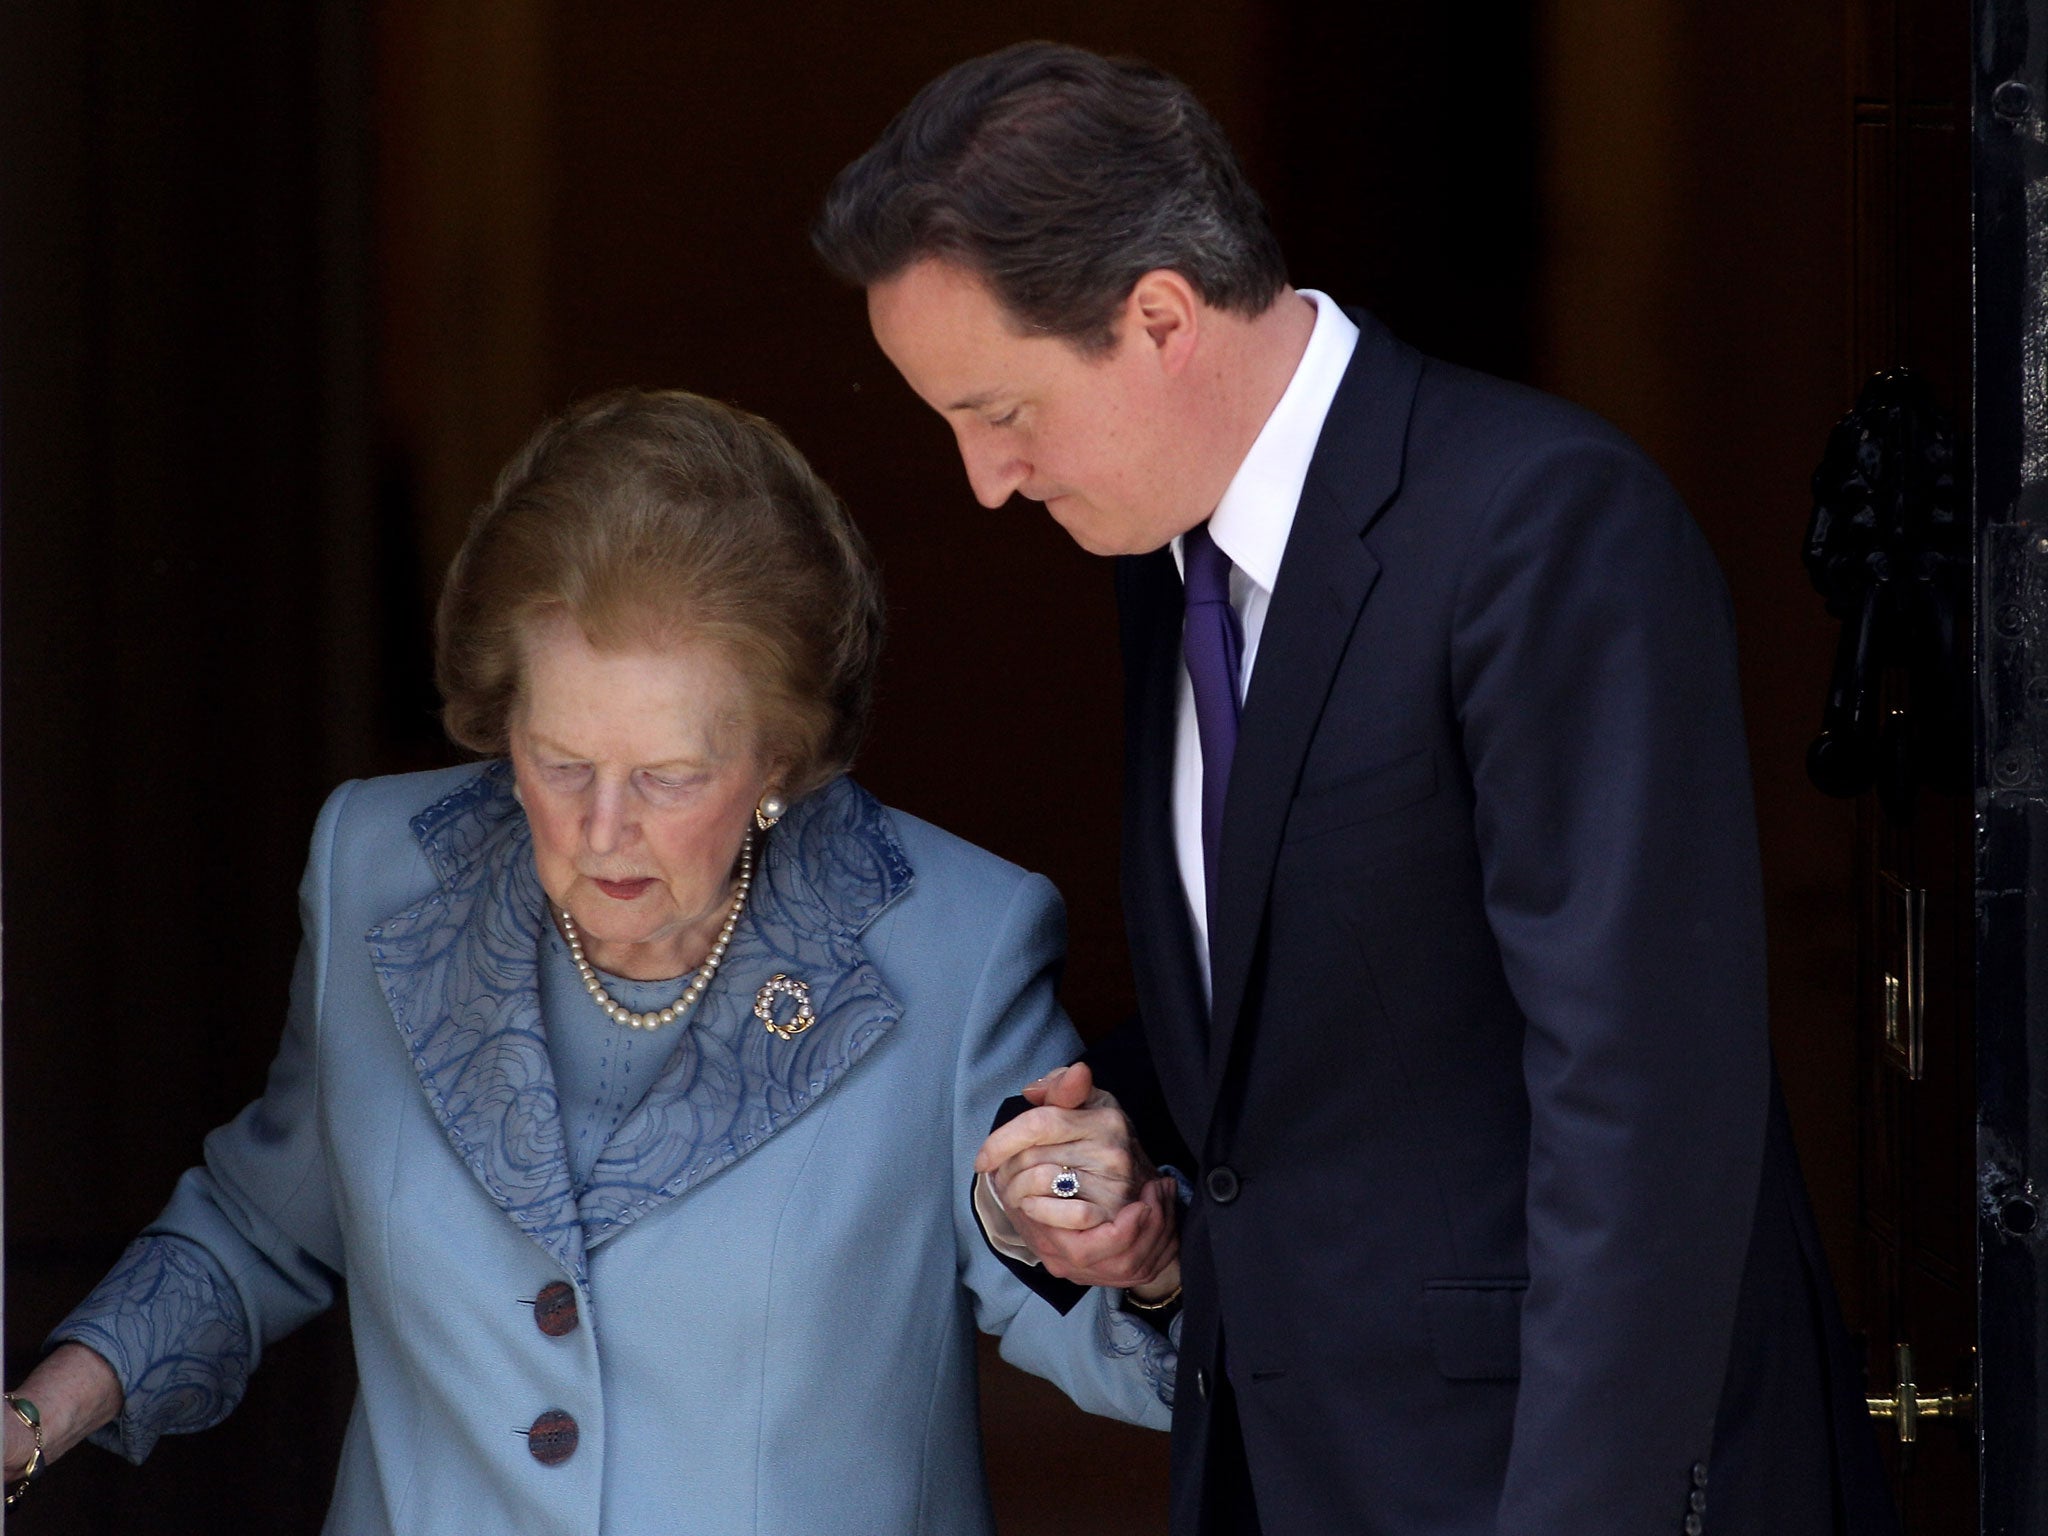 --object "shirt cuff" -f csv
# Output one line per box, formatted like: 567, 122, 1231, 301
973, 1171, 1041, 1266
1160, 1163, 1195, 1207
